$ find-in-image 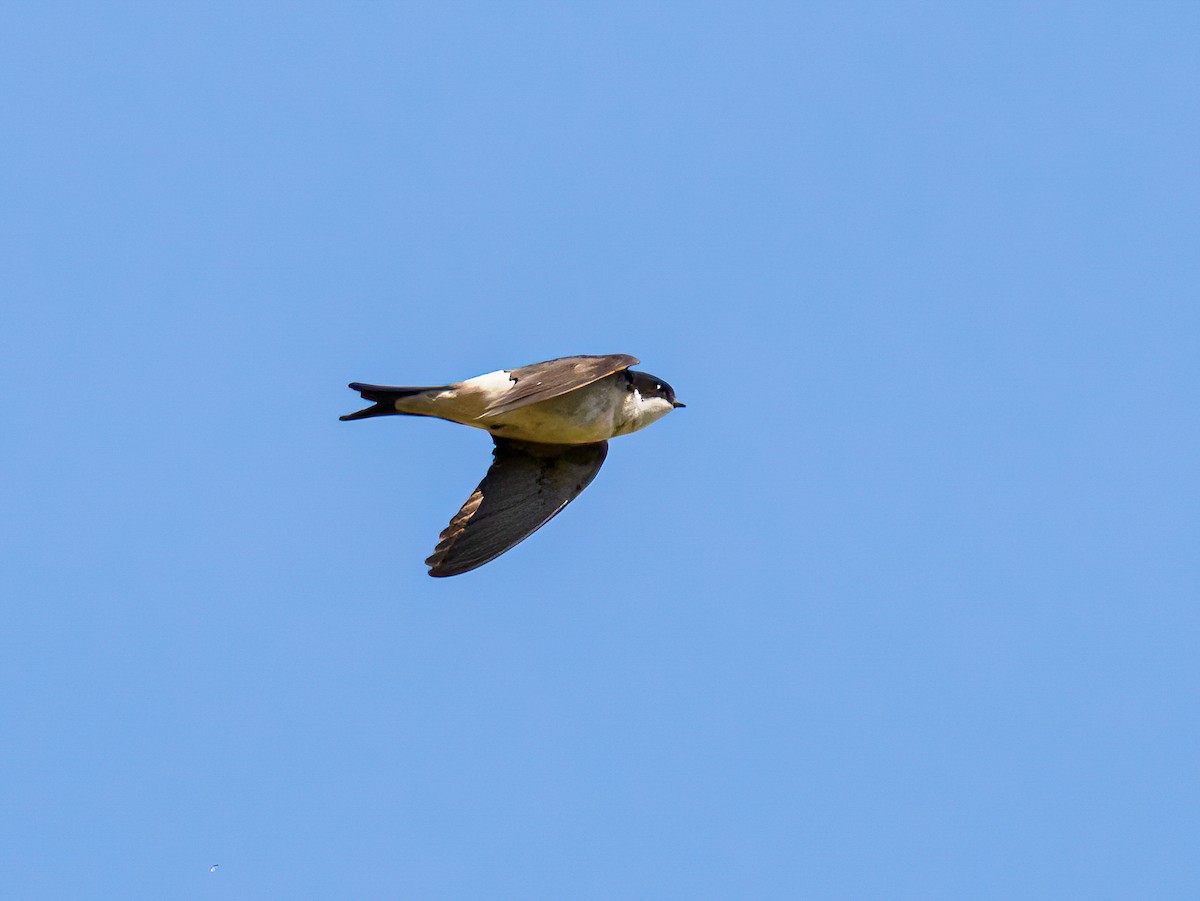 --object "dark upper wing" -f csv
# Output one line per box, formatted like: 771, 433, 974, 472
425, 438, 608, 577
479, 354, 639, 417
